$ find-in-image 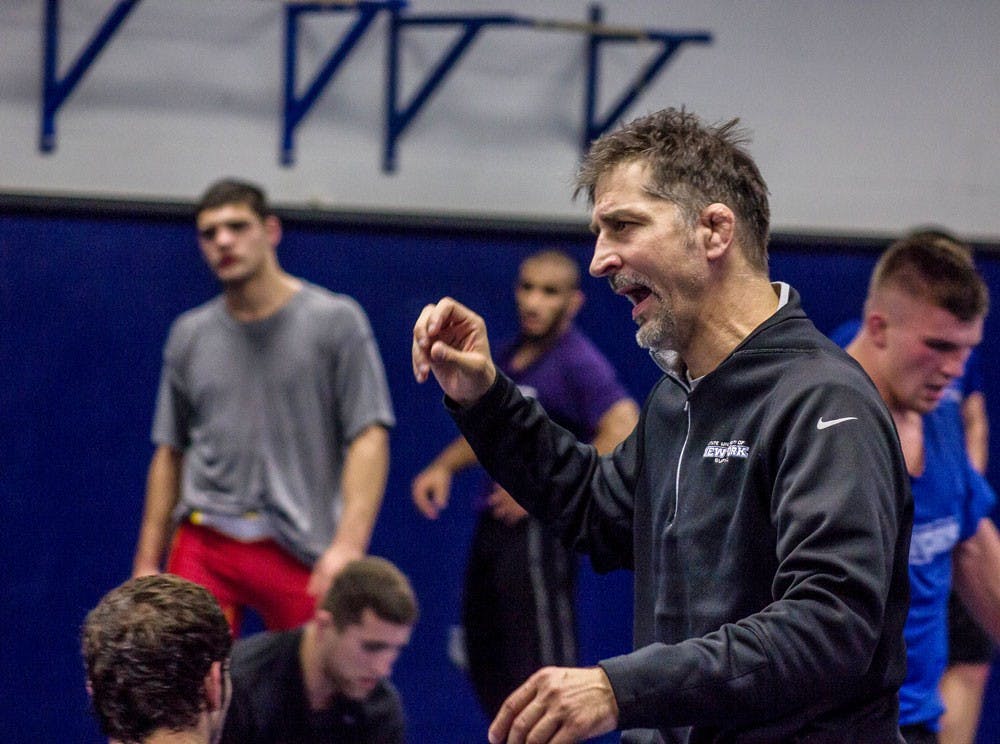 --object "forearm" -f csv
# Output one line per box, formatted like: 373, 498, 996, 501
961, 392, 989, 473
133, 445, 183, 574
954, 518, 1000, 646
332, 424, 390, 552
427, 435, 478, 475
